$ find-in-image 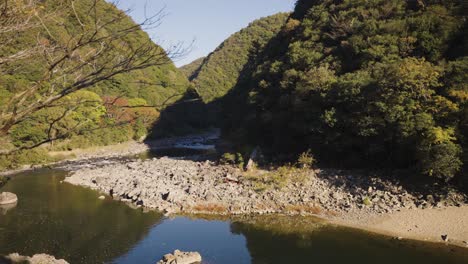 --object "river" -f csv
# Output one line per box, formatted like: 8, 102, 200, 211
0, 149, 468, 263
